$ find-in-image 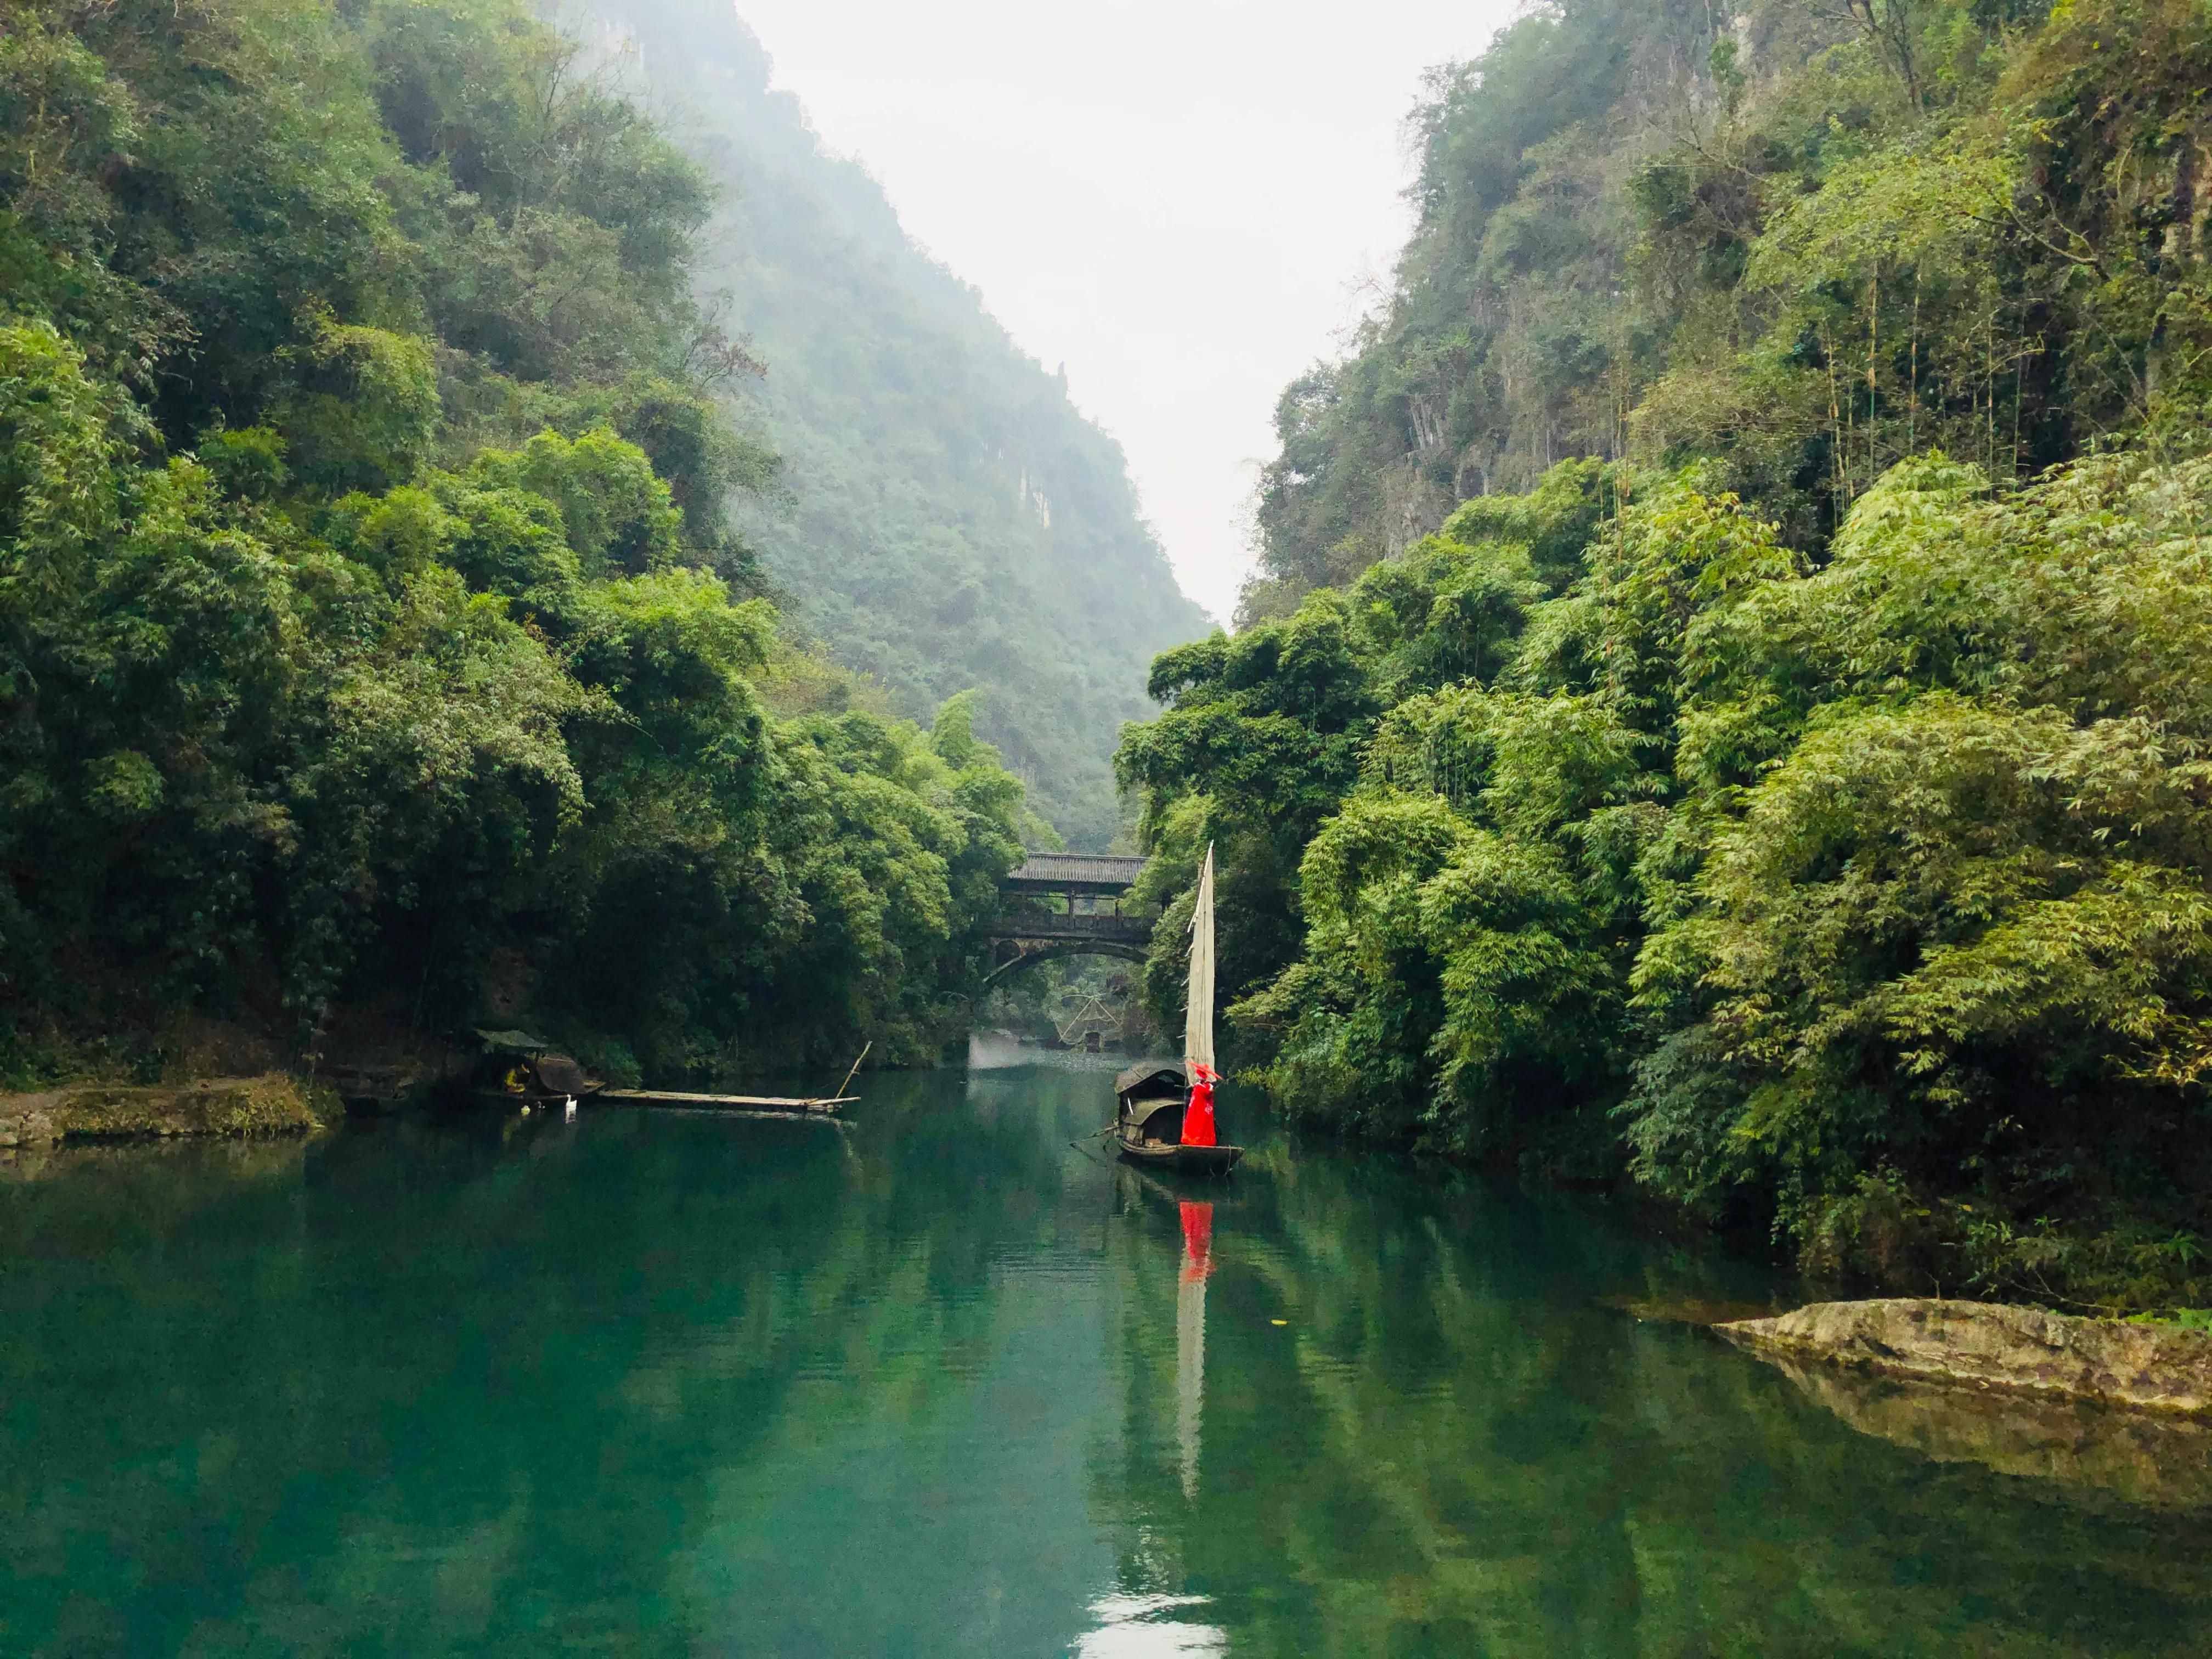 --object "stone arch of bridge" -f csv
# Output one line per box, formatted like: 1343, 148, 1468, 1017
979, 939, 1148, 992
